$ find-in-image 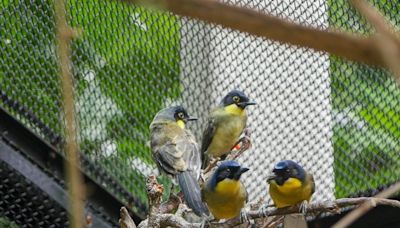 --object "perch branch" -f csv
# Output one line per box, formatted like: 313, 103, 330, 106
212, 197, 400, 227
159, 192, 182, 214
350, 0, 400, 84
333, 182, 400, 228
118, 0, 384, 67
122, 196, 400, 227
203, 157, 220, 175
55, 0, 84, 227
203, 128, 252, 177
146, 175, 164, 228
120, 207, 137, 228
226, 128, 252, 160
